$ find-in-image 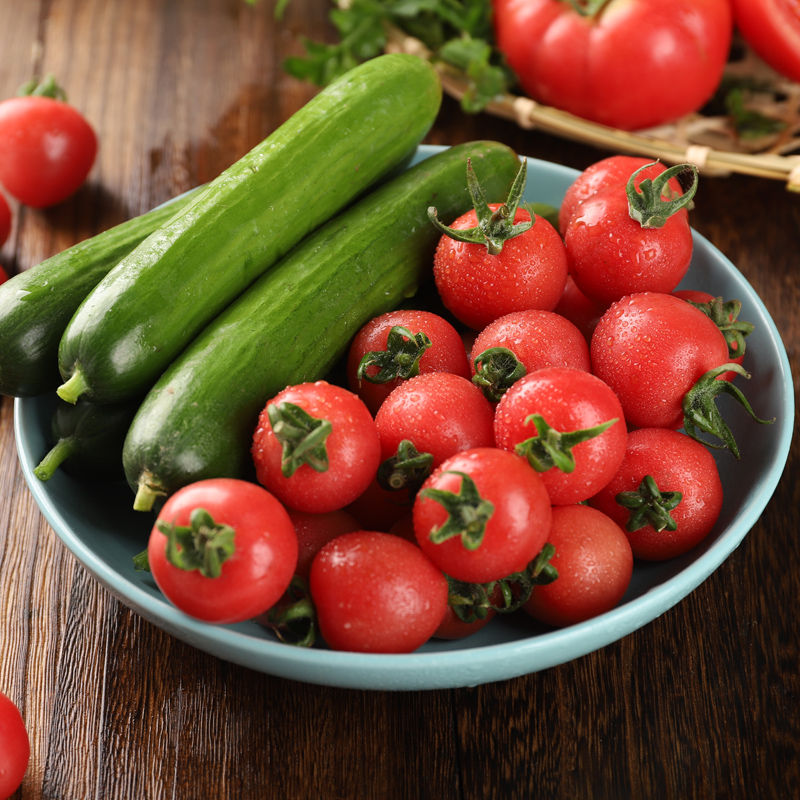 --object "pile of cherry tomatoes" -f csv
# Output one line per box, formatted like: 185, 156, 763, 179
145, 154, 771, 655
